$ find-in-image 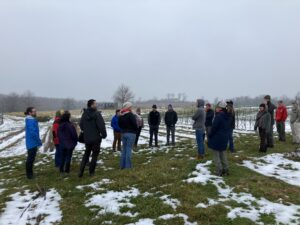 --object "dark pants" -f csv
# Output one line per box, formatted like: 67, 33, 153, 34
266, 125, 274, 147
54, 144, 61, 167
259, 128, 268, 152
228, 129, 234, 152
60, 148, 74, 173
26, 148, 37, 179
276, 121, 286, 142
212, 150, 228, 175
113, 132, 122, 151
149, 126, 159, 147
166, 126, 175, 145
135, 127, 142, 146
79, 143, 101, 176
